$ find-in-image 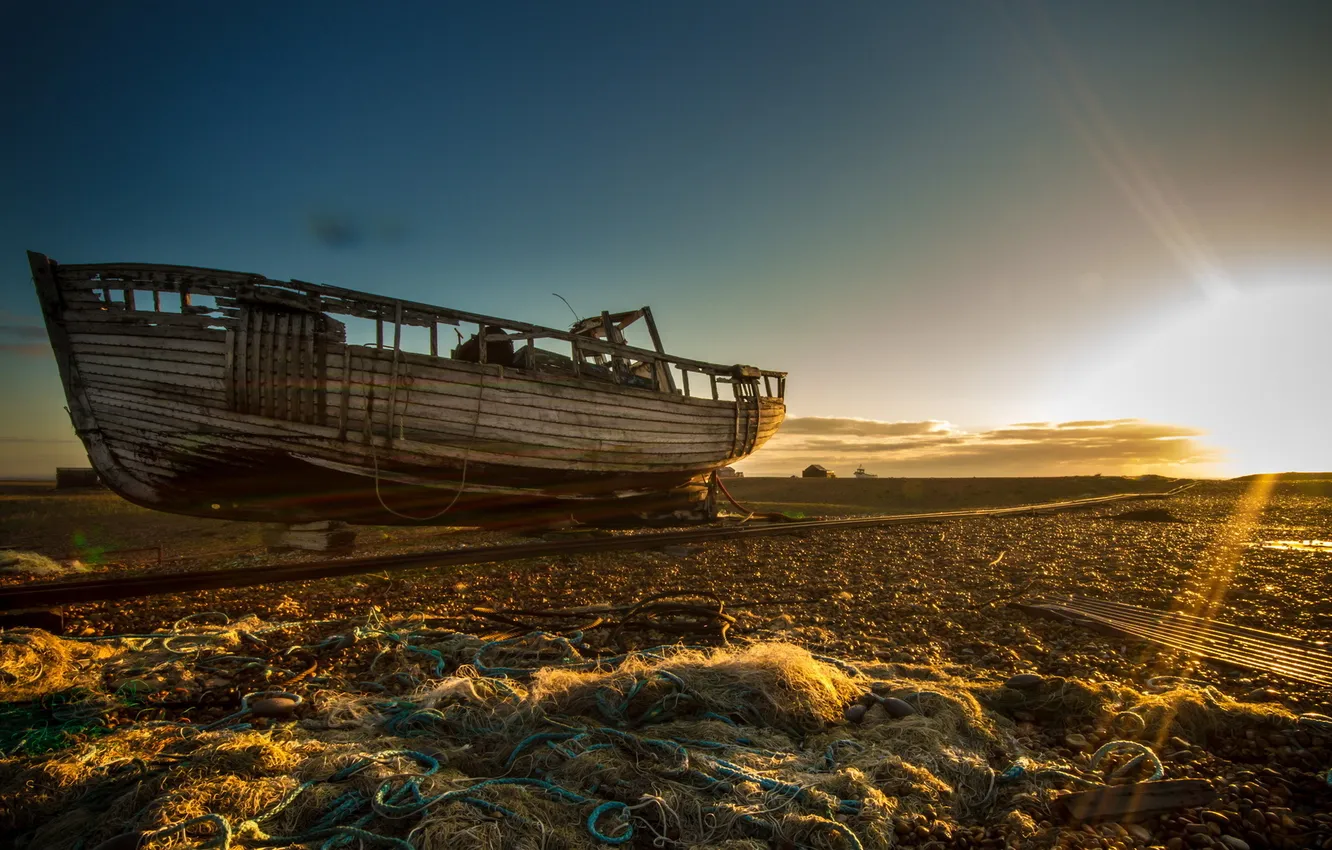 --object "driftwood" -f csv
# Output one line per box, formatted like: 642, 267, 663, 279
1054, 779, 1217, 824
